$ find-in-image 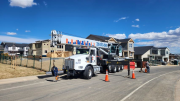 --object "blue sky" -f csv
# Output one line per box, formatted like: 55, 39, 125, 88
0, 0, 180, 53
